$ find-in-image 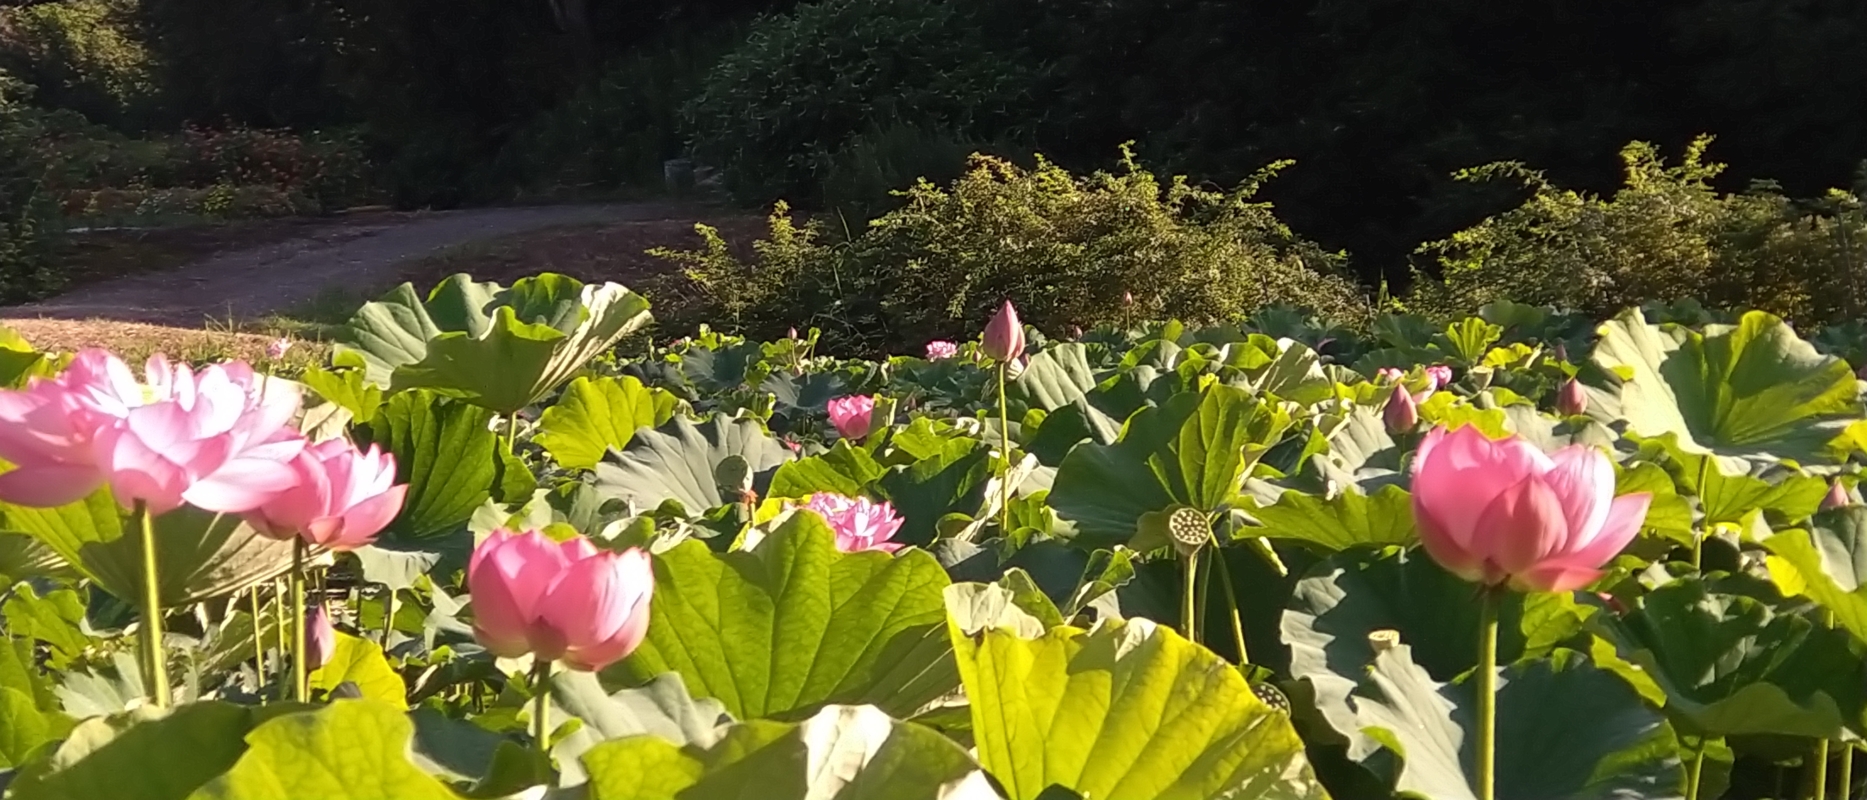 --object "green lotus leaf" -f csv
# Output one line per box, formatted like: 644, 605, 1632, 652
298, 362, 382, 426
1590, 308, 1861, 470
767, 440, 886, 499
2, 583, 89, 663
550, 671, 732, 786
603, 510, 955, 720
951, 614, 1327, 800
1283, 547, 1594, 746
580, 704, 994, 800
1345, 646, 1683, 799
1007, 343, 1124, 449
1666, 449, 1828, 529
9, 701, 291, 800
192, 700, 456, 799
1, 489, 296, 607
307, 632, 407, 709
1761, 506, 1867, 647
356, 389, 535, 540
0, 530, 73, 583
593, 415, 794, 513
1598, 577, 1867, 739
1051, 385, 1296, 550
875, 432, 993, 548
1244, 484, 1416, 551
536, 375, 680, 471
338, 273, 651, 414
